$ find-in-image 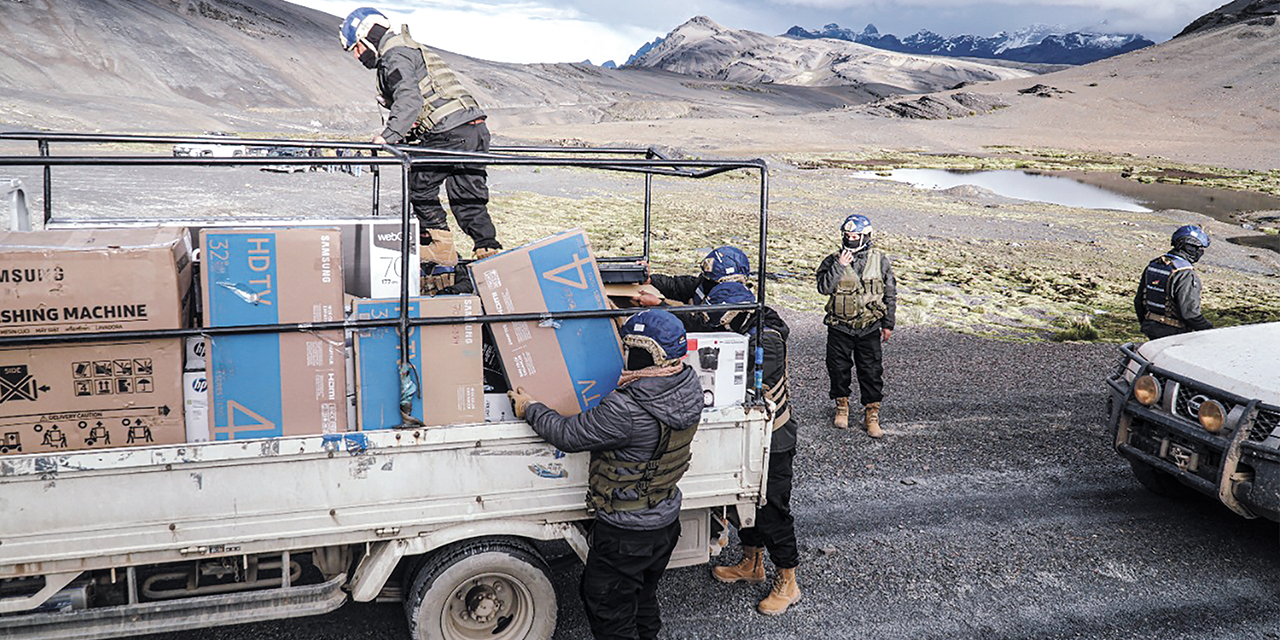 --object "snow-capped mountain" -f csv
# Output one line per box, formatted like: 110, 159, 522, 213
784, 22, 1154, 65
